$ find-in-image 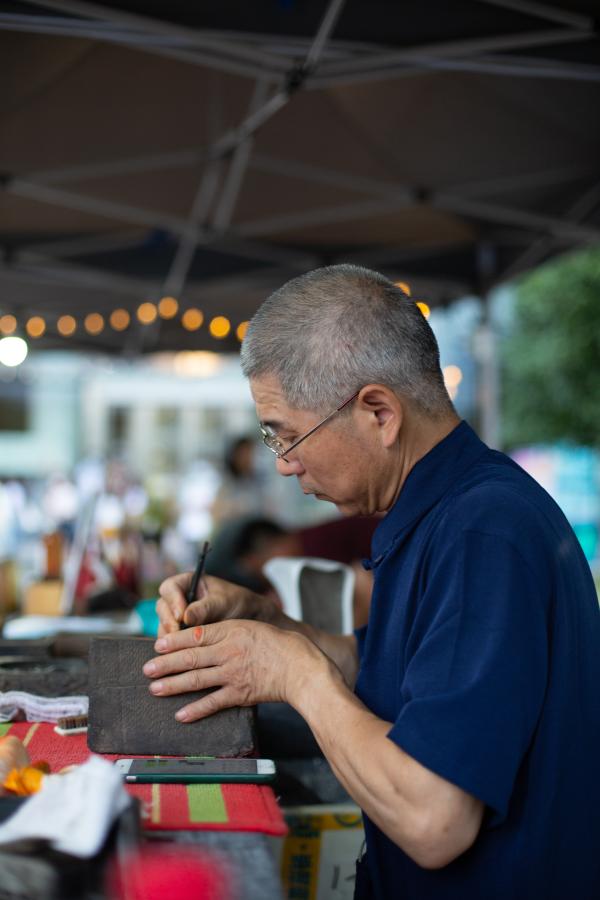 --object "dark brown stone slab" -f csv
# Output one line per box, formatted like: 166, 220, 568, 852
0, 656, 88, 696
87, 636, 257, 757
